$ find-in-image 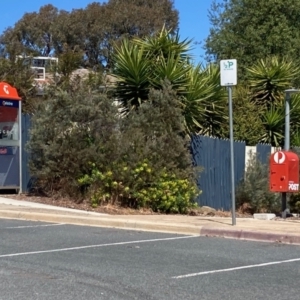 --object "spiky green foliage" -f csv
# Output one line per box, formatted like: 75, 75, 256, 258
182, 64, 227, 135
133, 25, 192, 62
113, 40, 151, 109
247, 57, 300, 105
244, 56, 300, 146
113, 27, 227, 135
259, 106, 285, 146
